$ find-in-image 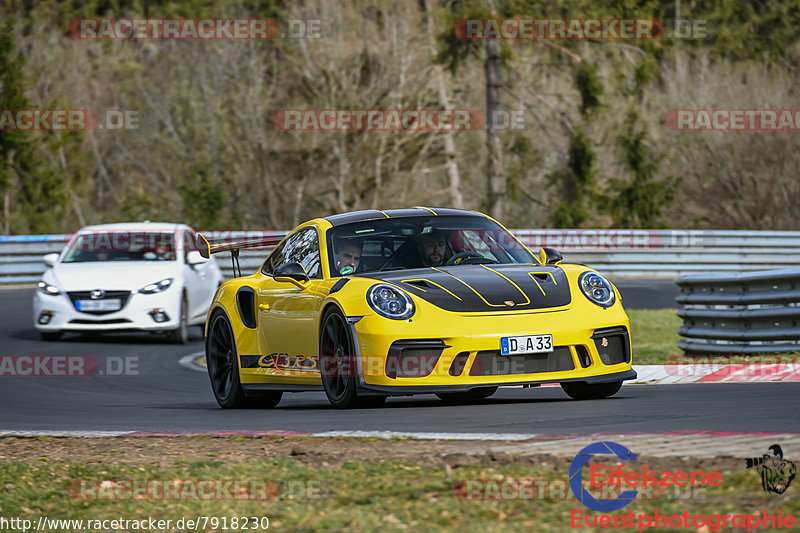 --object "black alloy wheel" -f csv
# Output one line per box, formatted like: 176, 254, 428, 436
206, 310, 282, 408
319, 307, 386, 409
